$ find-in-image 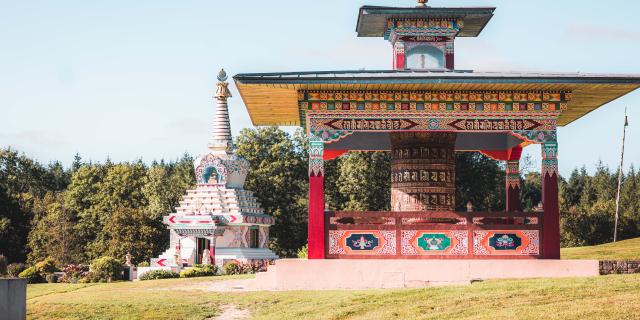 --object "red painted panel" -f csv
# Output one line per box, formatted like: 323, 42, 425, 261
480, 146, 523, 161
542, 172, 560, 259
445, 53, 454, 70
308, 173, 325, 259
506, 185, 521, 212
323, 150, 348, 161
395, 51, 405, 70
